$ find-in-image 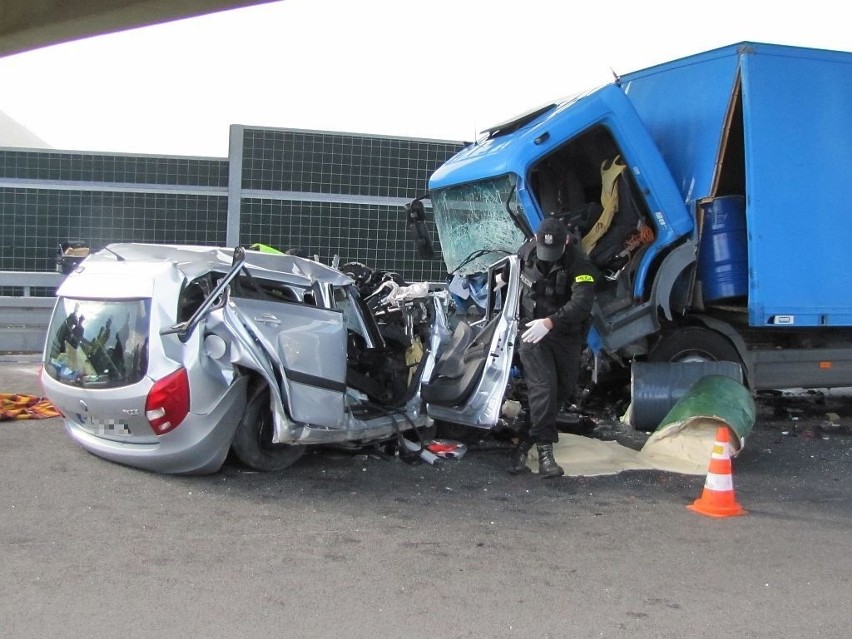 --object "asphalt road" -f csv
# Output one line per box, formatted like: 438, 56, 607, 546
1, 354, 850, 639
